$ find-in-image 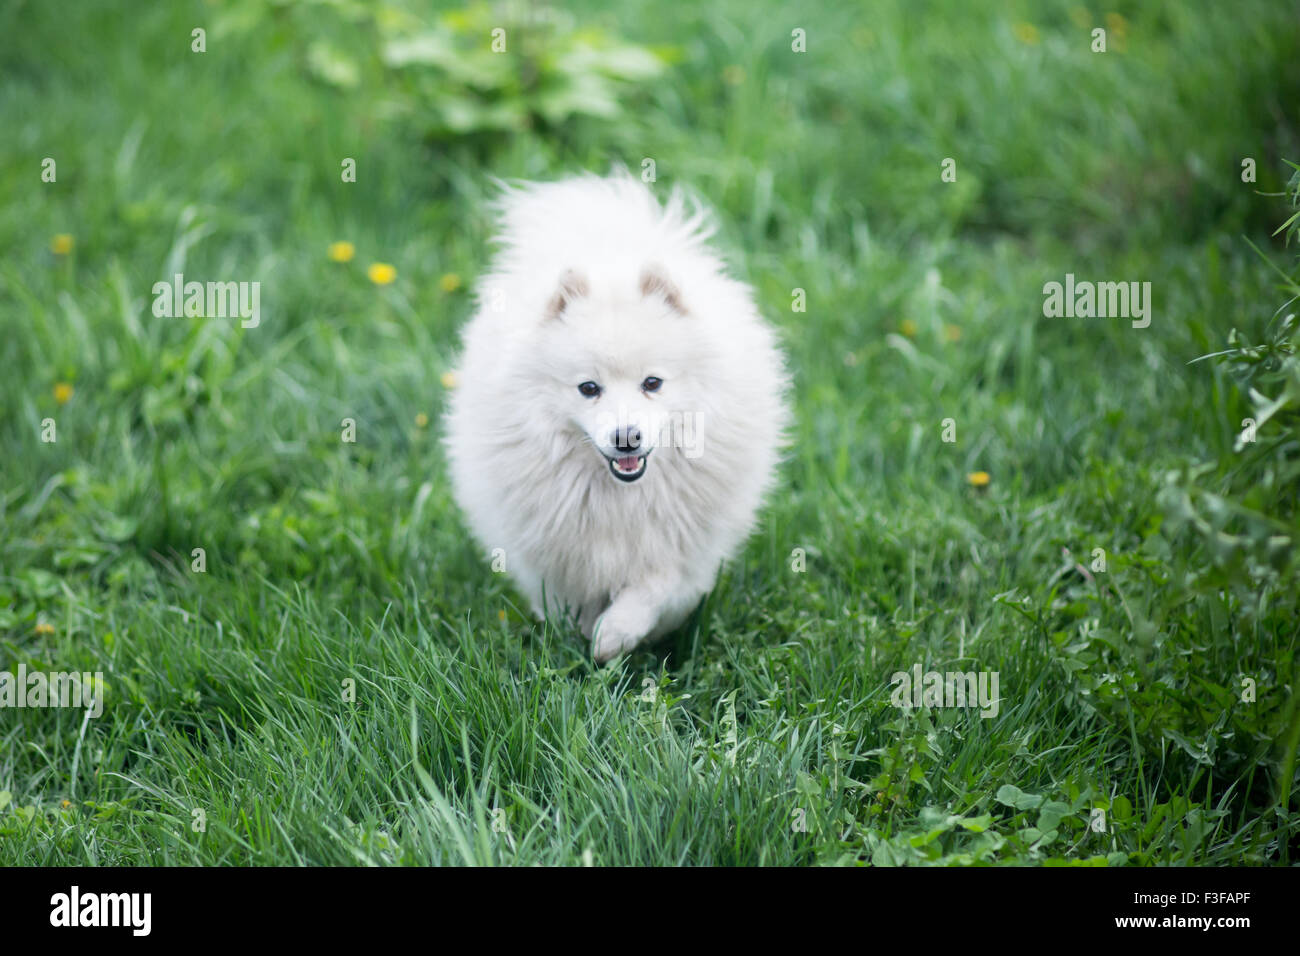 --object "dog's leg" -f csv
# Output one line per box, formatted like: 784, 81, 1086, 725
577, 600, 606, 640
591, 579, 703, 662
